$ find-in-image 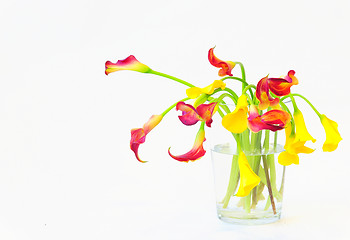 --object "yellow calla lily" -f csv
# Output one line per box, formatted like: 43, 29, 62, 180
186, 80, 226, 99
293, 109, 316, 143
236, 152, 261, 197
320, 114, 342, 152
222, 95, 248, 133
278, 123, 314, 166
